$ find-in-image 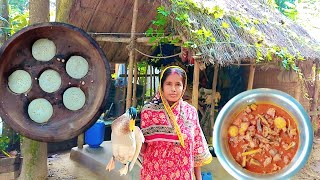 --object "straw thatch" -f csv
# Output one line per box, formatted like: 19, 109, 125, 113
56, 0, 320, 65
56, 0, 161, 63
164, 0, 320, 65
